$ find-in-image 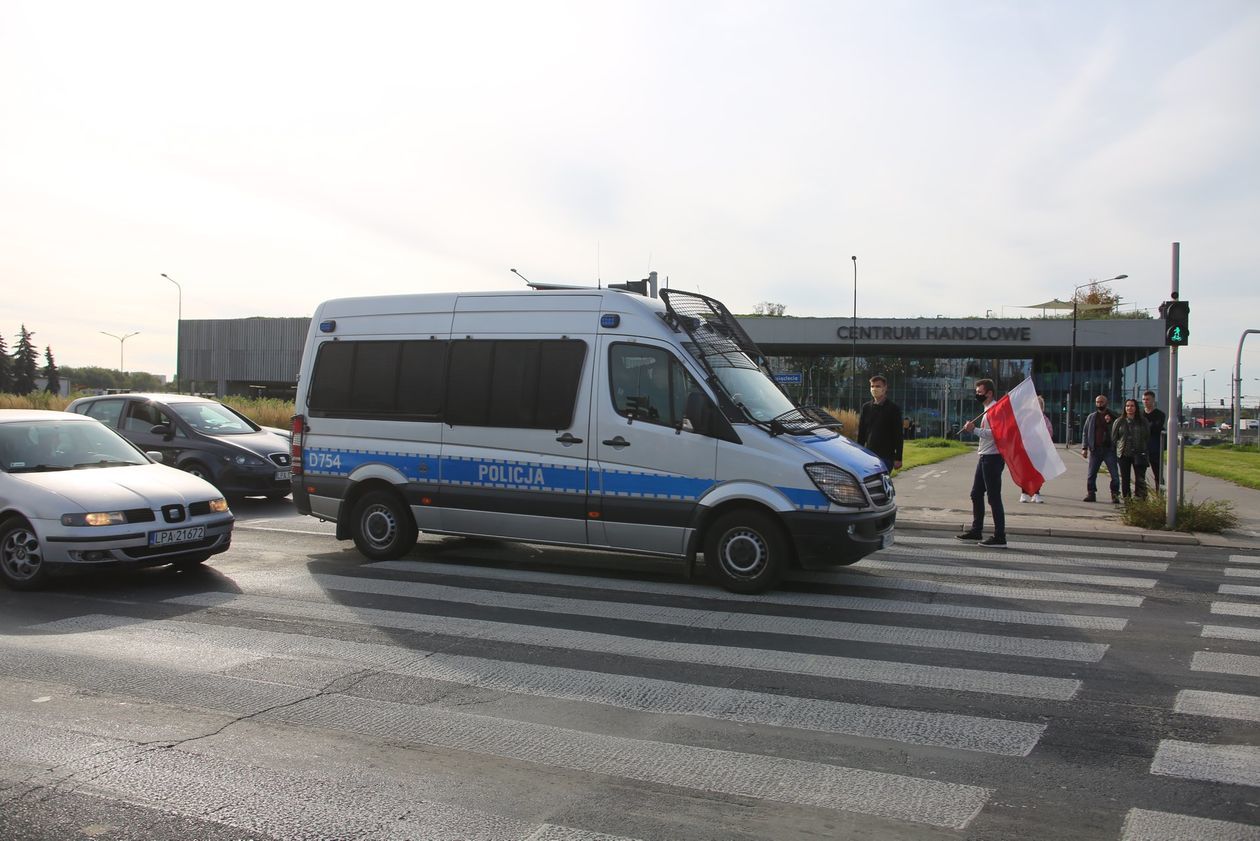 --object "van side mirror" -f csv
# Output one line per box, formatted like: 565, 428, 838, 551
684, 391, 714, 436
